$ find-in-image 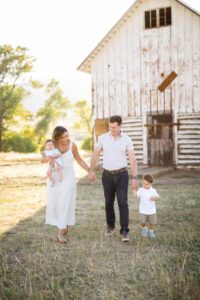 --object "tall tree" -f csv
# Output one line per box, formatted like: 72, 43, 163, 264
0, 44, 35, 150
73, 100, 93, 150
35, 79, 71, 144
73, 100, 92, 133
